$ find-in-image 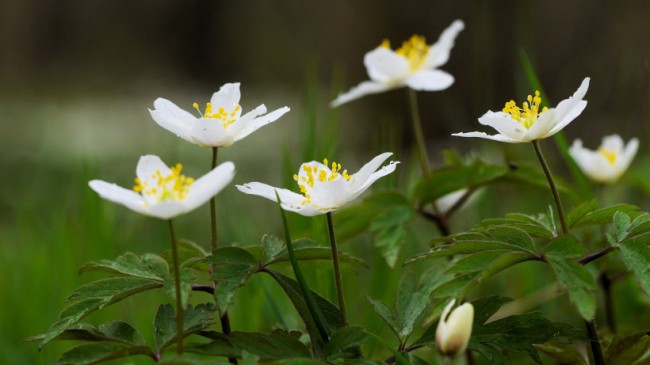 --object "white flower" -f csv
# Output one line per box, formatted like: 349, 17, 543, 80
436, 189, 469, 213
330, 20, 464, 107
236, 152, 399, 216
89, 155, 235, 220
453, 78, 590, 143
150, 83, 290, 147
569, 134, 638, 184
436, 299, 474, 357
